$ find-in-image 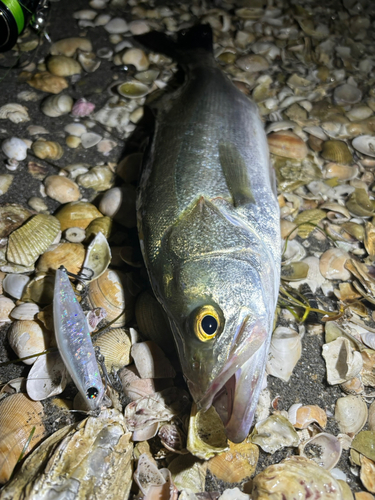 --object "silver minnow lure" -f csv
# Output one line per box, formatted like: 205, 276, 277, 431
136, 25, 281, 443
53, 266, 104, 411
